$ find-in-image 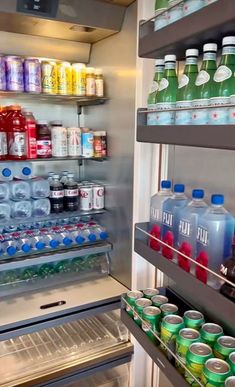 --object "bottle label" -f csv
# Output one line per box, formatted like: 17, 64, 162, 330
158, 78, 169, 91
209, 97, 229, 124
214, 65, 232, 82
195, 70, 210, 86
155, 103, 175, 125
175, 101, 192, 125
86, 77, 95, 96
65, 189, 78, 197
150, 81, 158, 93
228, 105, 235, 124
27, 122, 37, 158
222, 47, 235, 55
150, 207, 161, 222
179, 220, 191, 237
204, 52, 217, 61
8, 132, 26, 157
0, 132, 7, 156
37, 140, 52, 157
196, 226, 208, 246
178, 74, 189, 89
50, 190, 64, 198
192, 99, 209, 124
162, 211, 173, 227
95, 78, 104, 97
